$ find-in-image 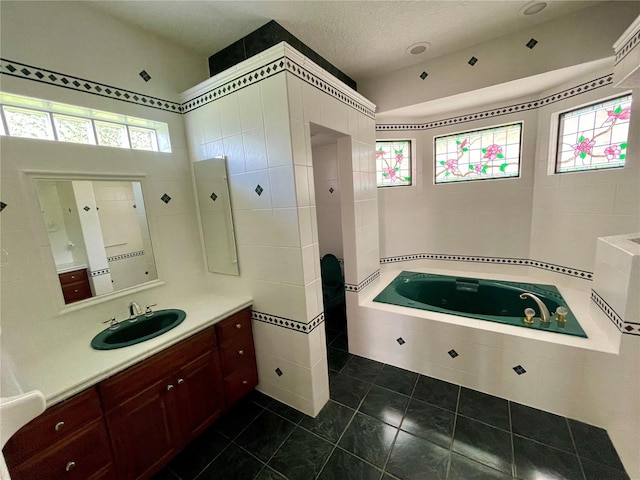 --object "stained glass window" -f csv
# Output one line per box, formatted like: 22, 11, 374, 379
52, 114, 96, 145
556, 95, 631, 173
376, 140, 412, 187
3, 106, 55, 140
434, 123, 522, 184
